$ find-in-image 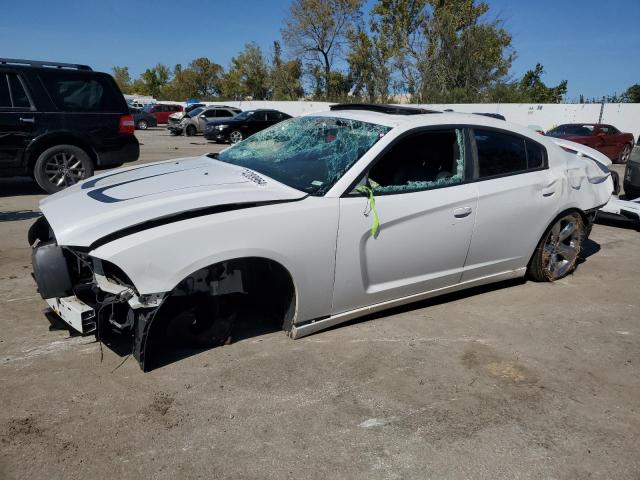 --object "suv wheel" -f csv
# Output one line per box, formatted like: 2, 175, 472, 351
617, 144, 632, 164
137, 119, 148, 130
34, 145, 94, 194
185, 125, 197, 136
229, 130, 243, 144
